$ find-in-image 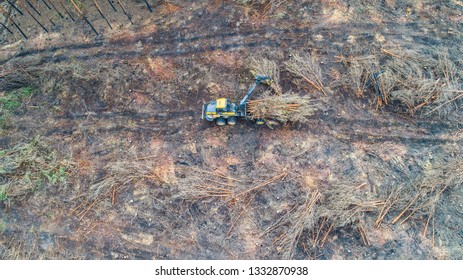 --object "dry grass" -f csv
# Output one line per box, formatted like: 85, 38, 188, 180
247, 92, 317, 124
0, 137, 70, 202
285, 52, 327, 95
71, 147, 170, 220
249, 56, 283, 95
